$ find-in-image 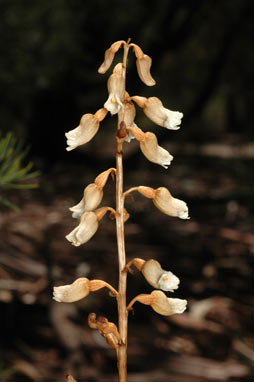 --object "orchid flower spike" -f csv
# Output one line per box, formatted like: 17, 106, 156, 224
127, 126, 173, 168
130, 258, 180, 292
132, 96, 183, 130
65, 108, 107, 151
104, 63, 125, 115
